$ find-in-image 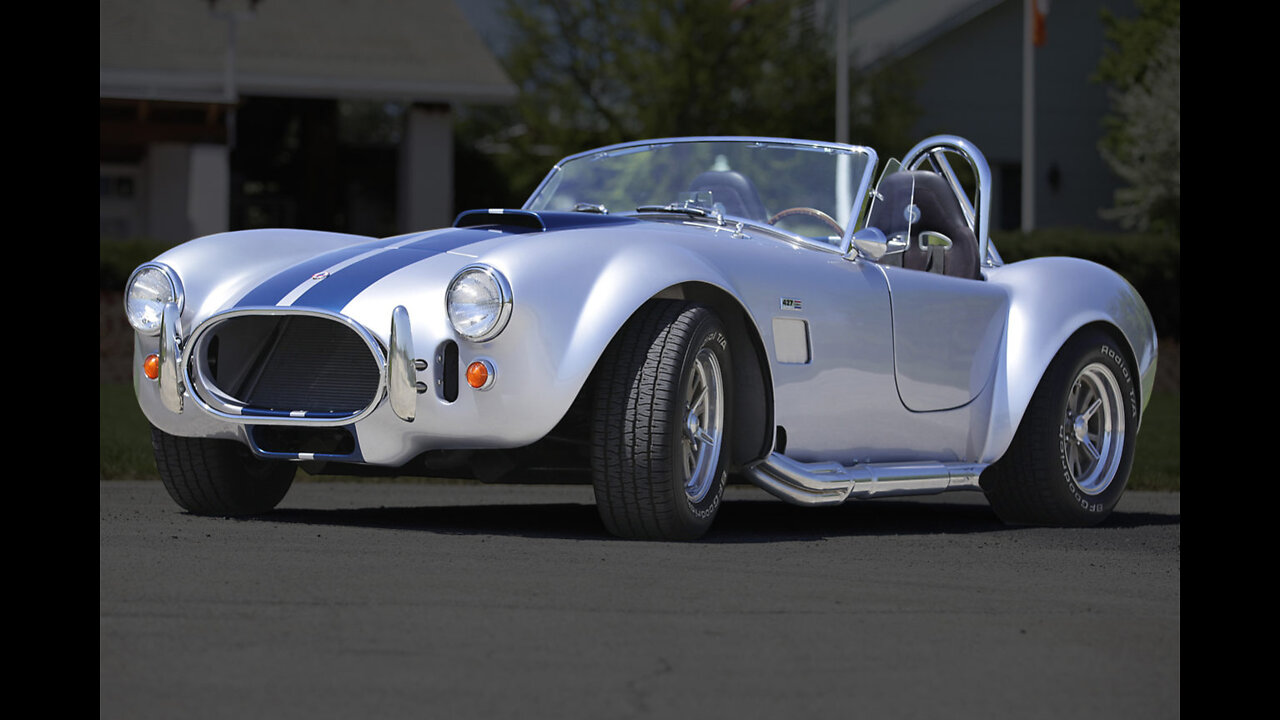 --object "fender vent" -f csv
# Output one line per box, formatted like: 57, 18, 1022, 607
436, 340, 459, 402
